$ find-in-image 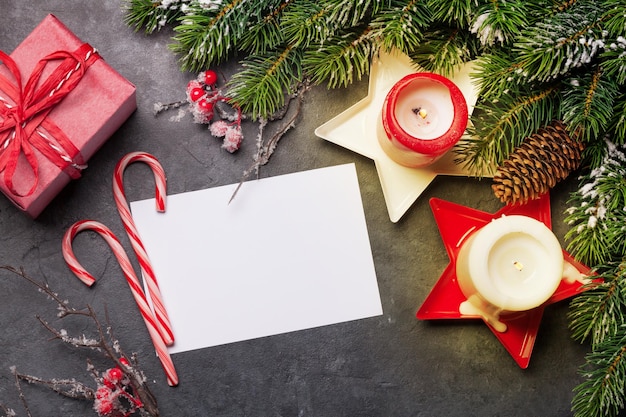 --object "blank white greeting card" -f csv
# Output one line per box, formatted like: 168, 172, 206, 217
130, 164, 382, 354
